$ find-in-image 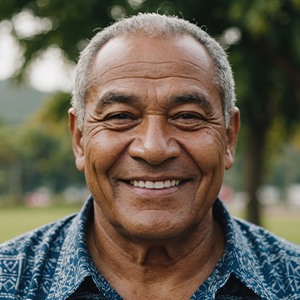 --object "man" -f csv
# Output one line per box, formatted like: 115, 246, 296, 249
0, 13, 299, 299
